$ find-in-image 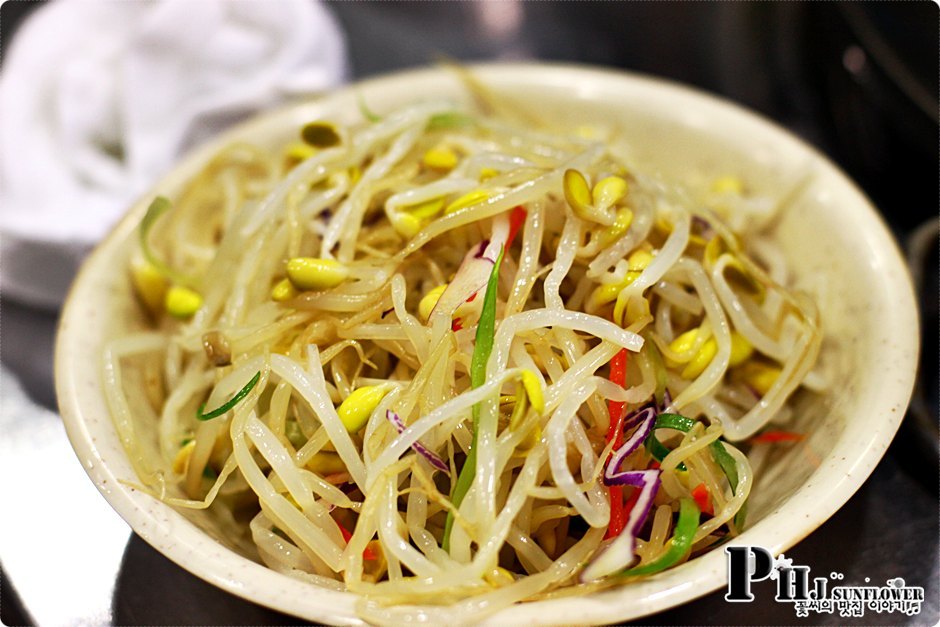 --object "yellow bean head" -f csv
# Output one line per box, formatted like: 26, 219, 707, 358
271, 278, 298, 302
406, 196, 446, 219
591, 175, 628, 210
728, 332, 754, 367
712, 176, 743, 195
622, 295, 651, 326
172, 440, 196, 474
563, 169, 592, 215
520, 370, 545, 414
336, 385, 391, 433
390, 211, 424, 238
305, 452, 347, 475
591, 283, 623, 312
479, 167, 499, 181
668, 328, 701, 361
681, 337, 718, 379
597, 208, 634, 248
286, 257, 350, 291
423, 147, 458, 171
165, 286, 202, 319
445, 189, 490, 214
419, 284, 449, 321
130, 257, 168, 313
301, 121, 341, 148
283, 142, 316, 171
741, 362, 781, 396
627, 248, 654, 271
